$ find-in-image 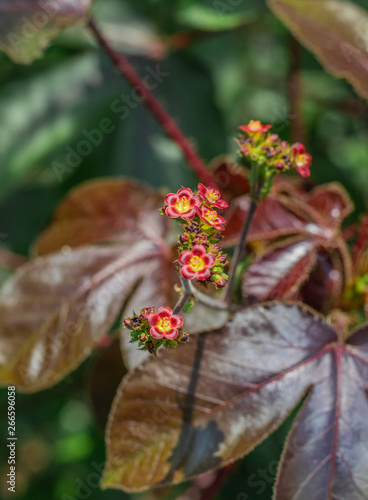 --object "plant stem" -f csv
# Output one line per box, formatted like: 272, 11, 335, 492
288, 35, 306, 144
174, 277, 230, 315
88, 17, 219, 189
199, 464, 237, 500
224, 199, 258, 303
